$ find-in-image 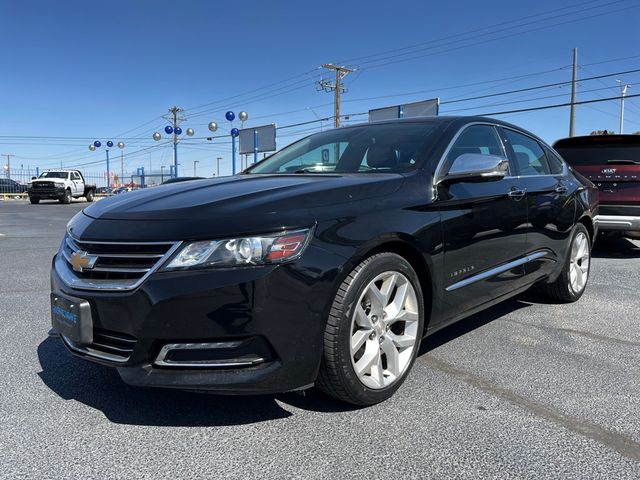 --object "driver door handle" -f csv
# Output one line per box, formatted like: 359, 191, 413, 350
555, 185, 568, 194
508, 187, 526, 199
